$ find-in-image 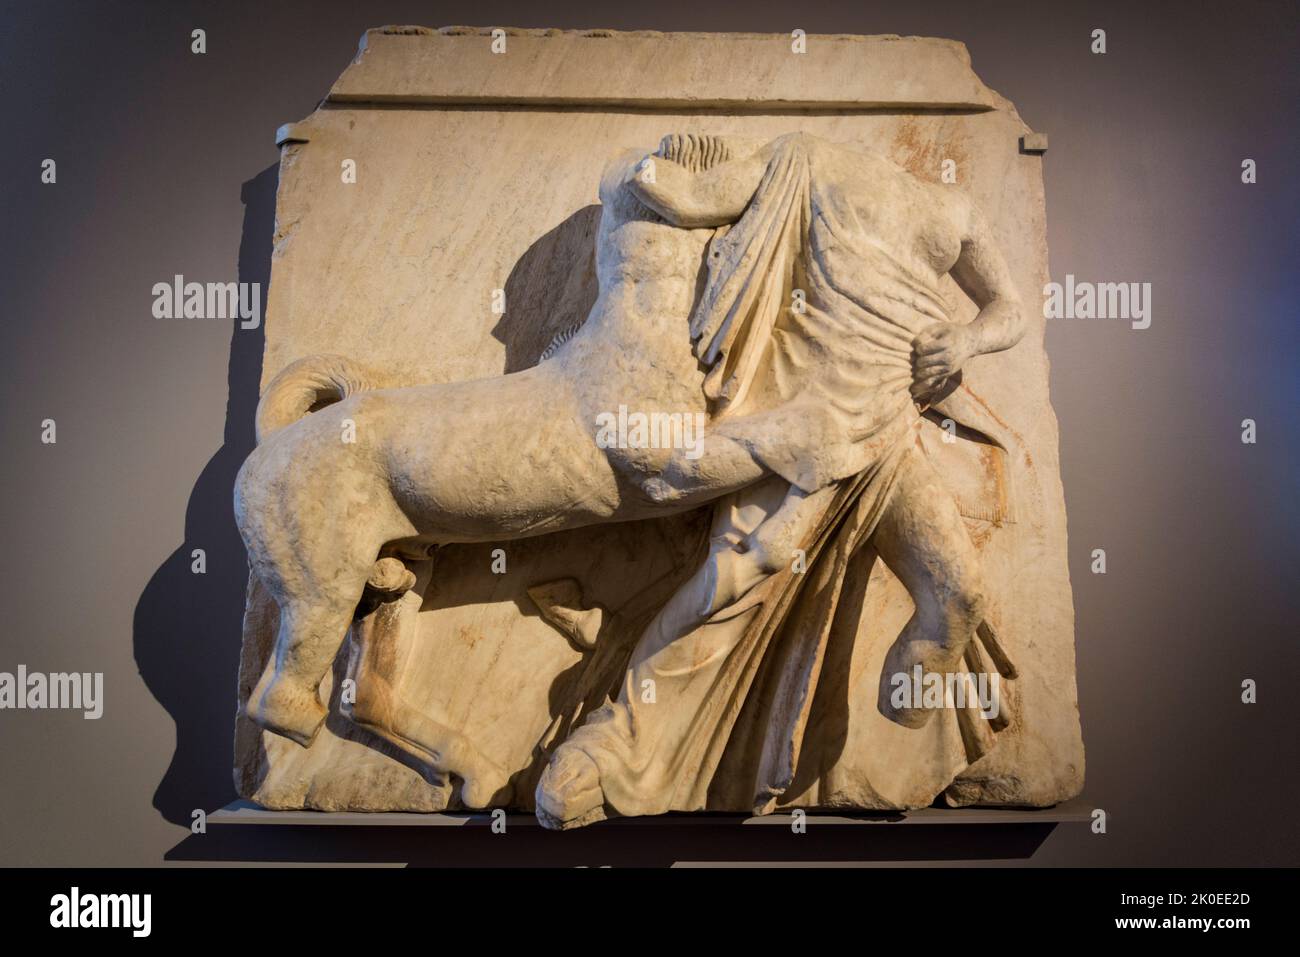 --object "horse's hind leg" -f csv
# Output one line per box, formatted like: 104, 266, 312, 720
245, 539, 388, 746
246, 599, 358, 745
